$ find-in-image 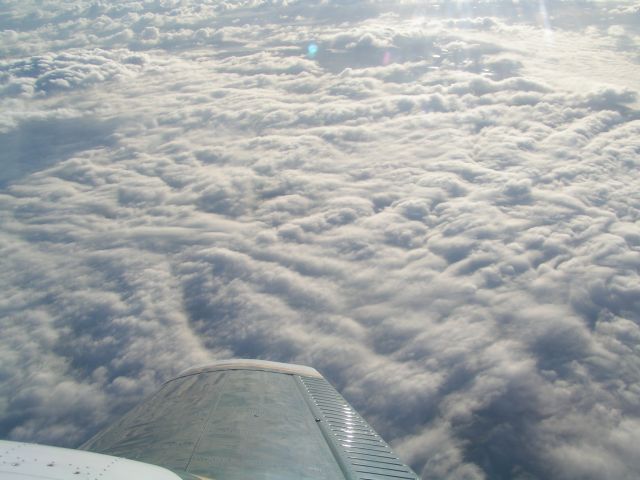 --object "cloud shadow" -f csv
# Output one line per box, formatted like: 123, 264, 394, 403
0, 117, 117, 187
